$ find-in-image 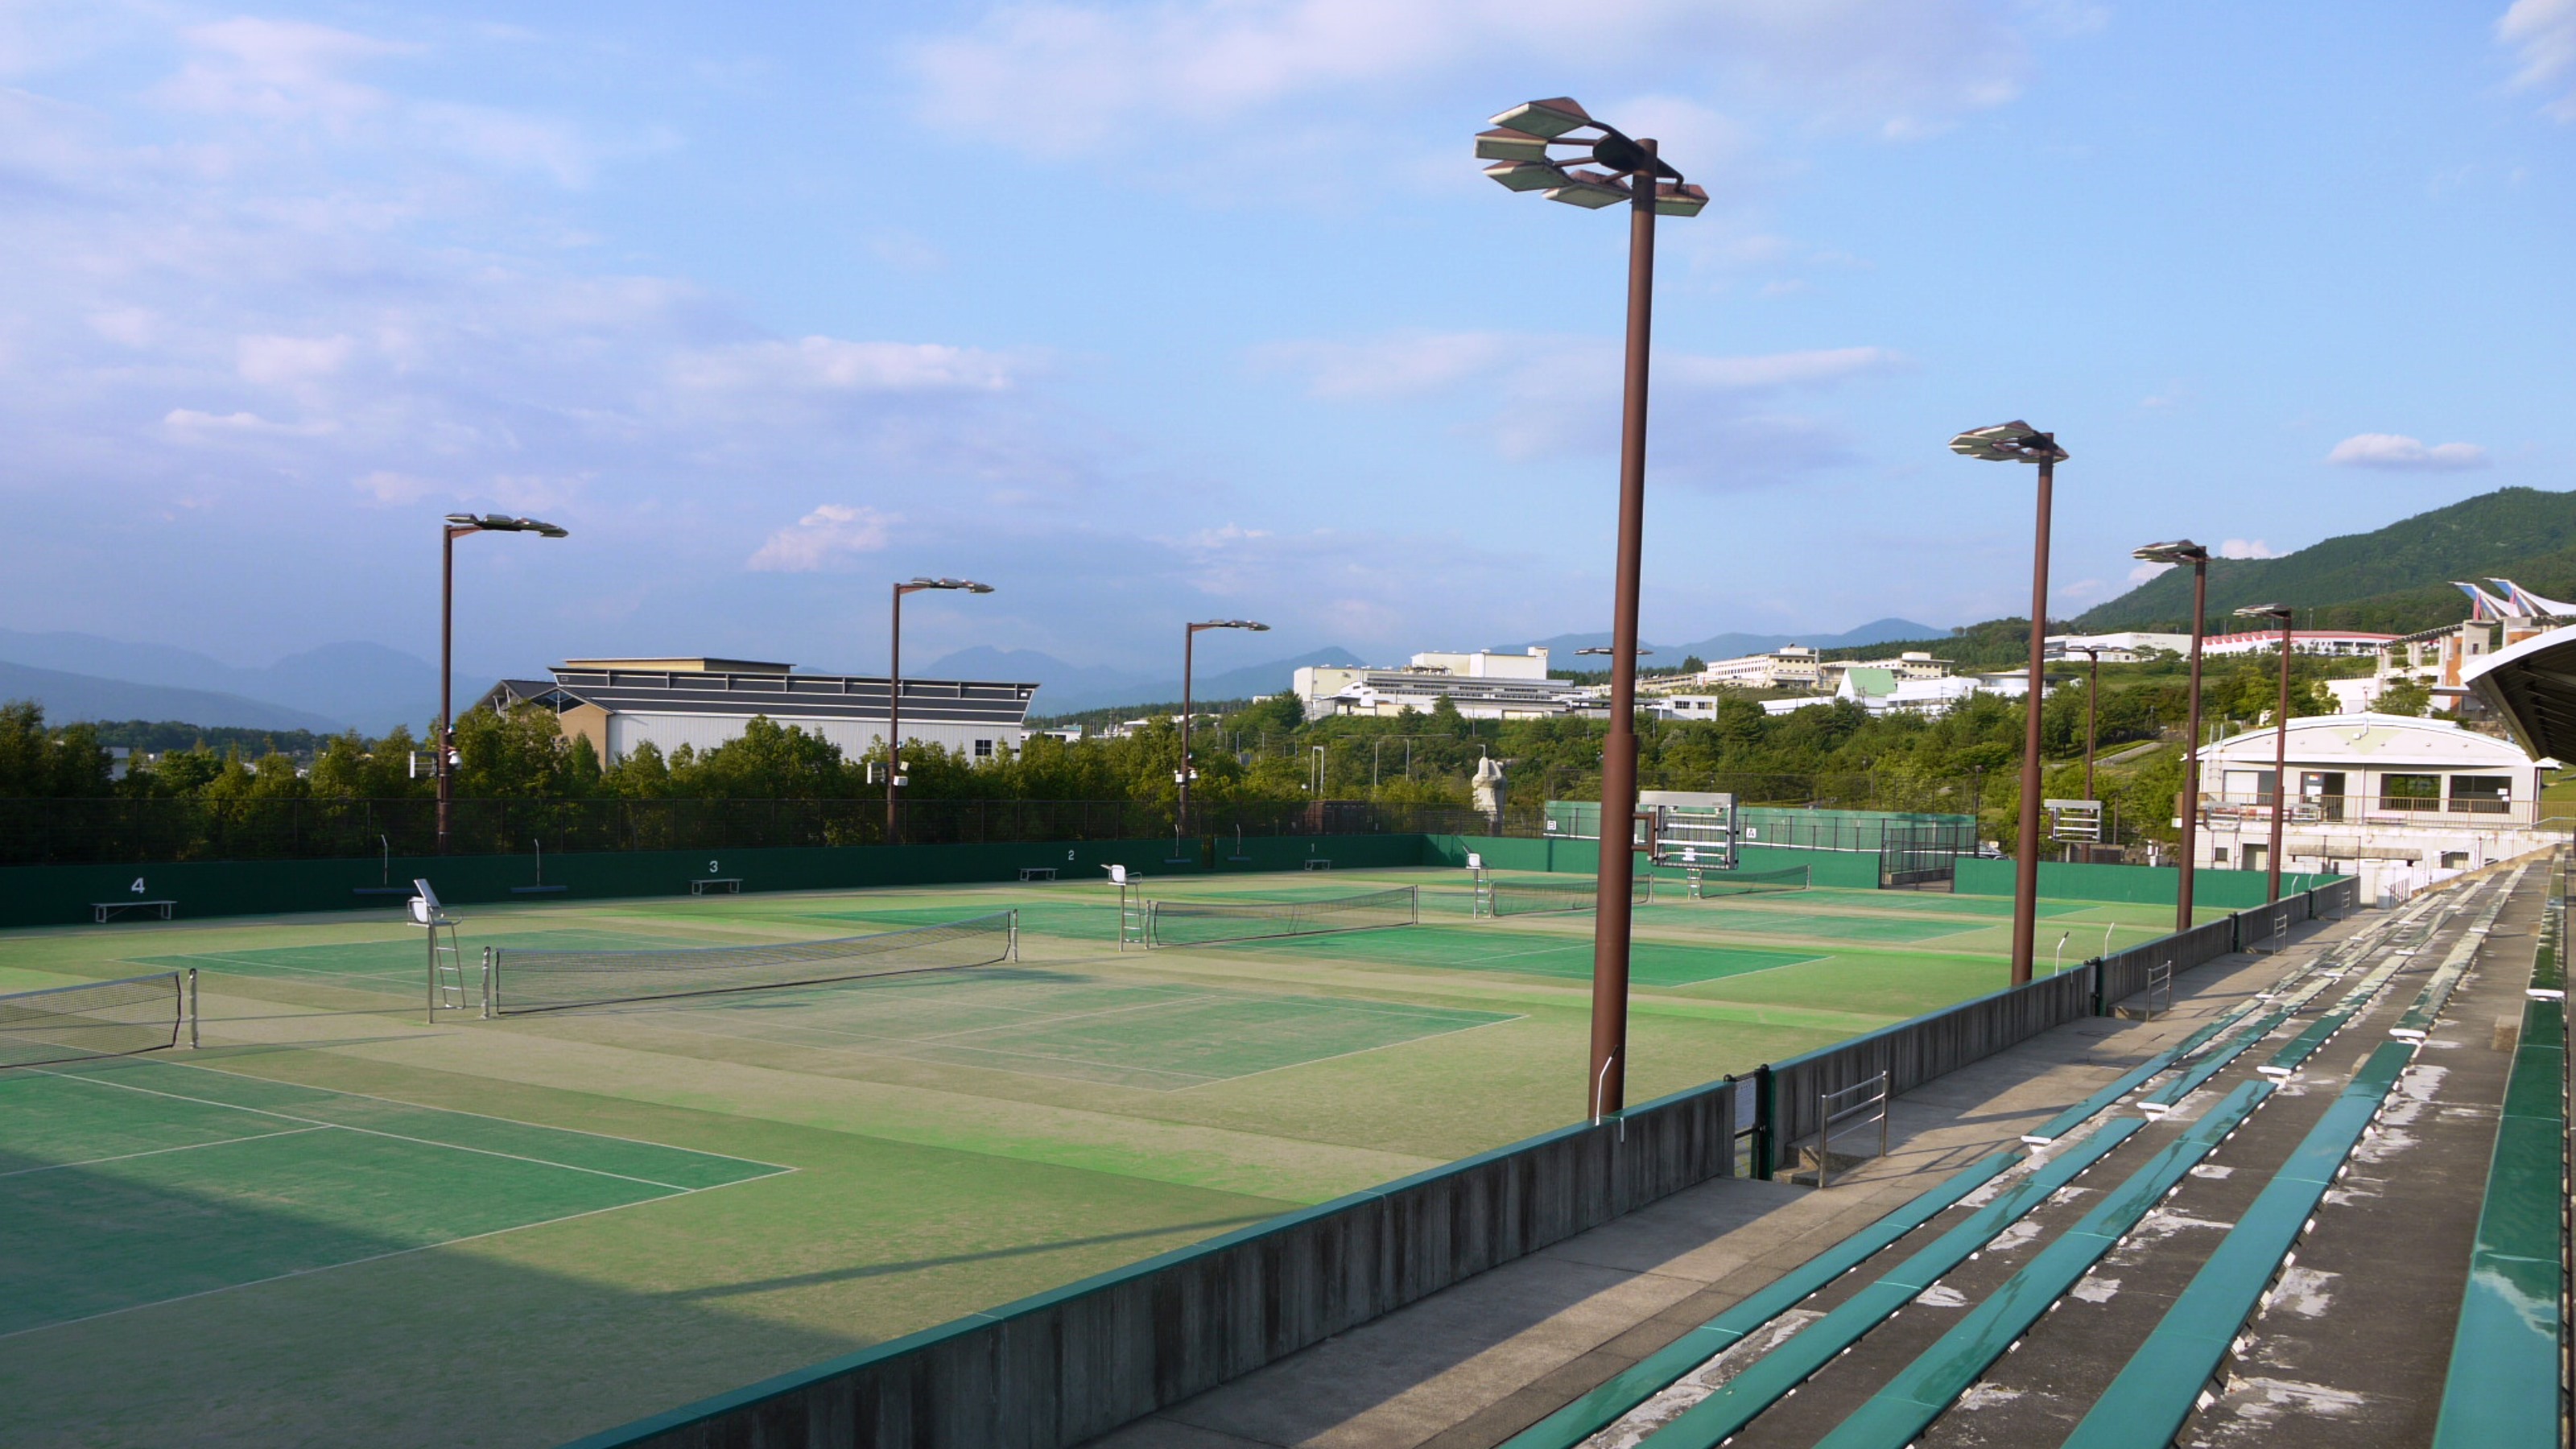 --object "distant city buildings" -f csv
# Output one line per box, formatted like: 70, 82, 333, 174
1292, 648, 1602, 720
